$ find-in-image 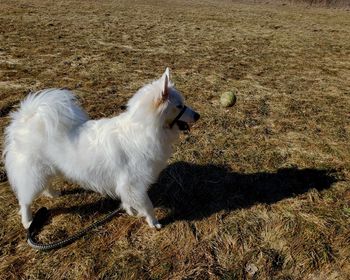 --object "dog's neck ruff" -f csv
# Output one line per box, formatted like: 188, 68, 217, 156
169, 105, 187, 129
